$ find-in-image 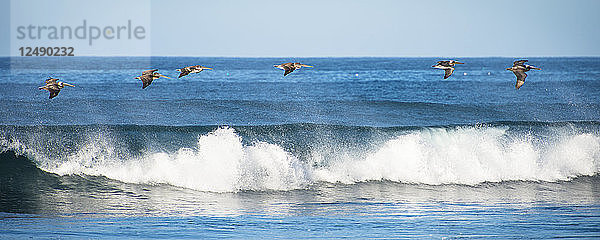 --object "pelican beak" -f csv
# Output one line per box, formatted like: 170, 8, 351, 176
303, 65, 313, 68
204, 67, 213, 70
506, 68, 511, 71
63, 83, 75, 87
533, 67, 541, 70
455, 62, 465, 64
160, 74, 171, 79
